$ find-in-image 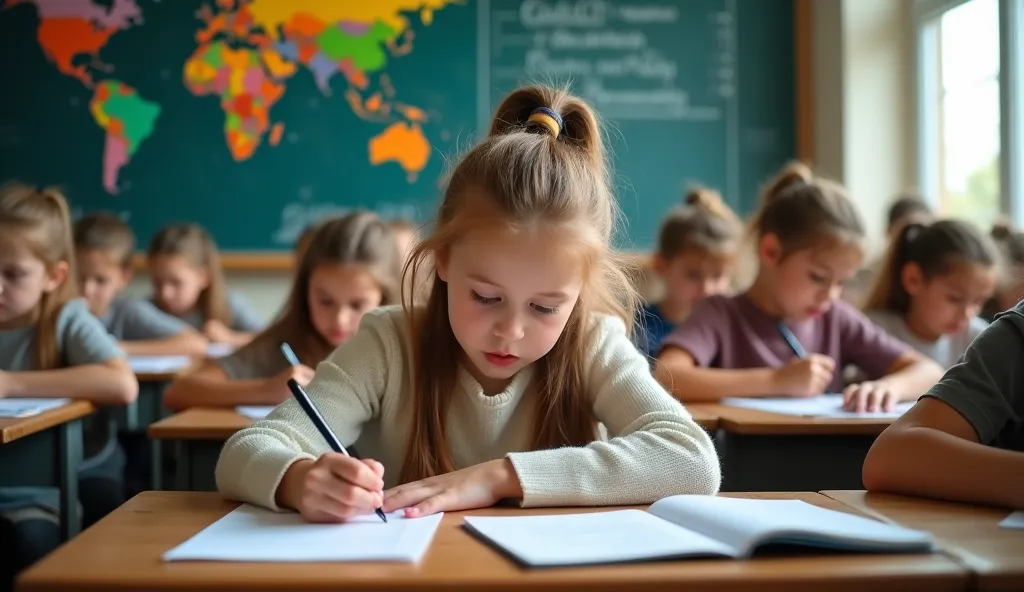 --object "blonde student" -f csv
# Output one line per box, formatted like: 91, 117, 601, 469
863, 300, 1024, 510
73, 213, 208, 356
147, 223, 262, 347
637, 186, 741, 360
164, 212, 401, 410
863, 219, 998, 368
656, 163, 943, 412
0, 184, 138, 587
216, 86, 720, 522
